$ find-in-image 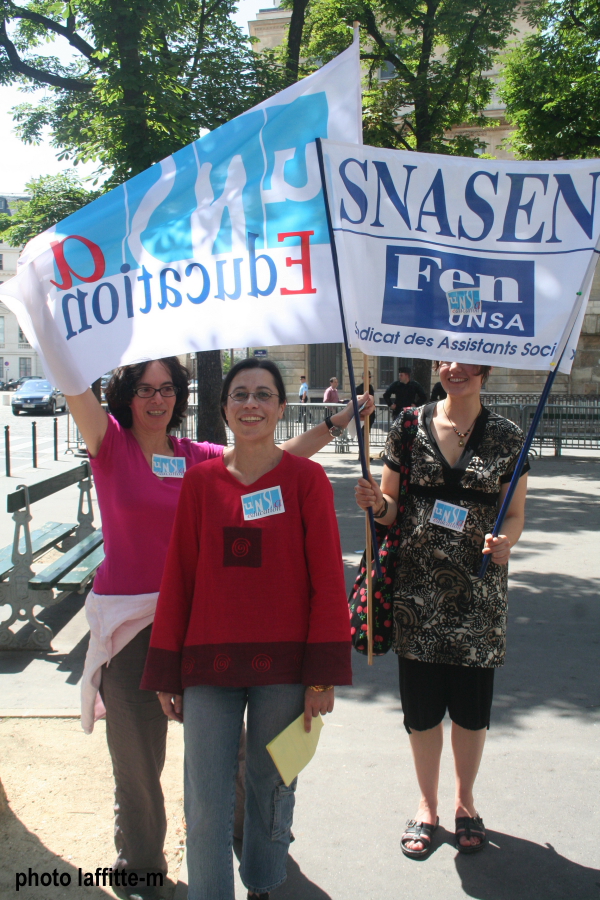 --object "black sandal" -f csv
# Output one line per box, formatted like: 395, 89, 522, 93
400, 817, 439, 860
455, 814, 487, 854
